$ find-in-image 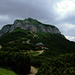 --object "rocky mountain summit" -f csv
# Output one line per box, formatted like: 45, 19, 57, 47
0, 18, 61, 36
